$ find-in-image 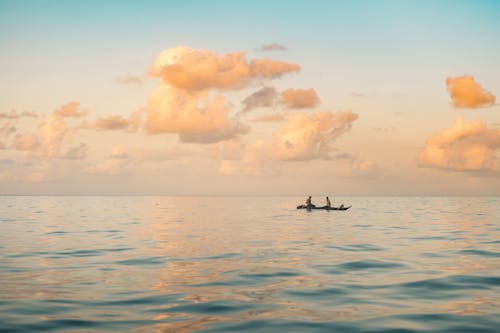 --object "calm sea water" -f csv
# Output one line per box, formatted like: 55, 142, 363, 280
0, 196, 499, 332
